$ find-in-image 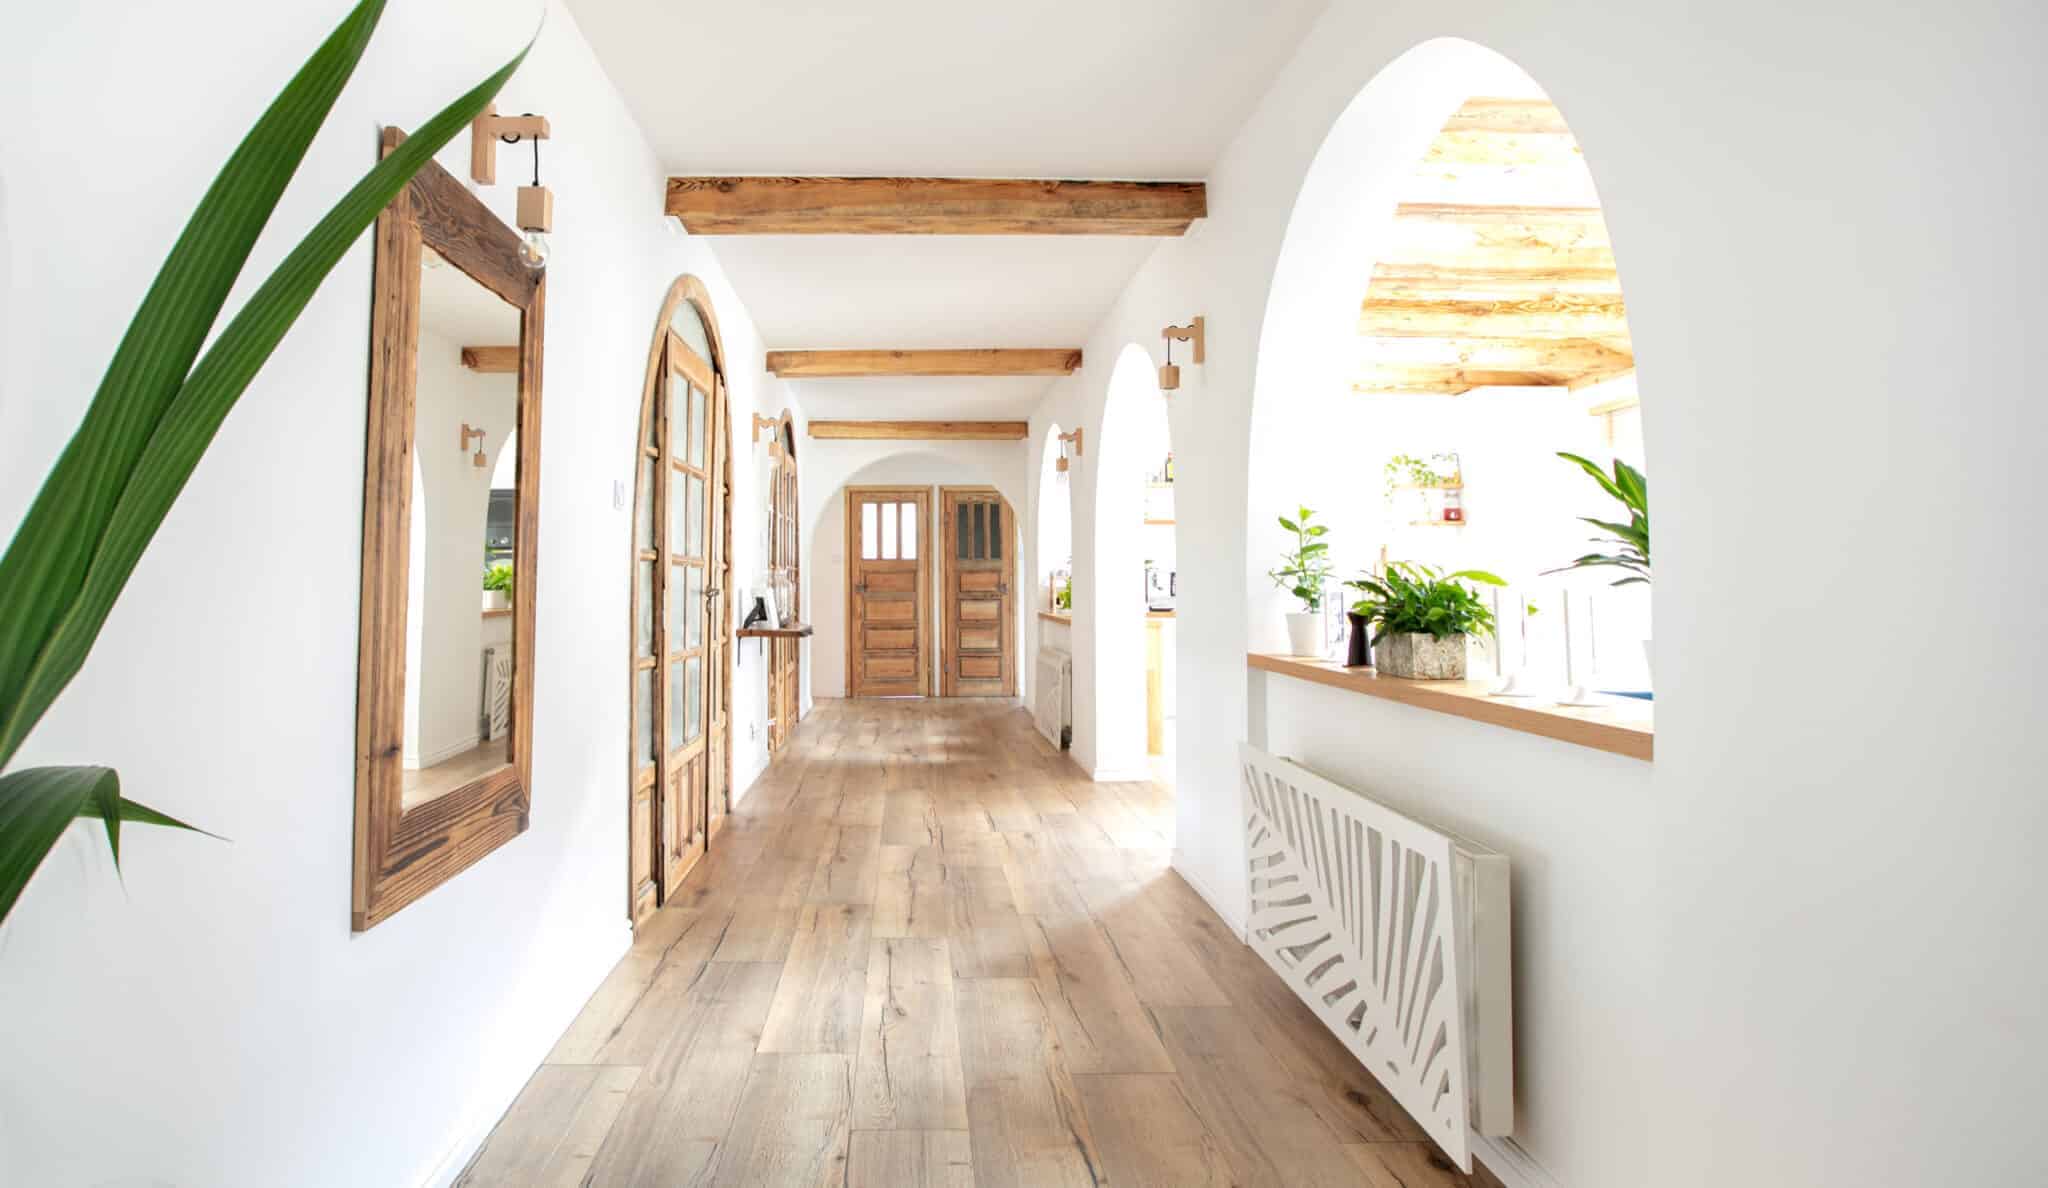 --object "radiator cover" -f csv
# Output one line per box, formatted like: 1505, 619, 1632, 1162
1239, 743, 1512, 1170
